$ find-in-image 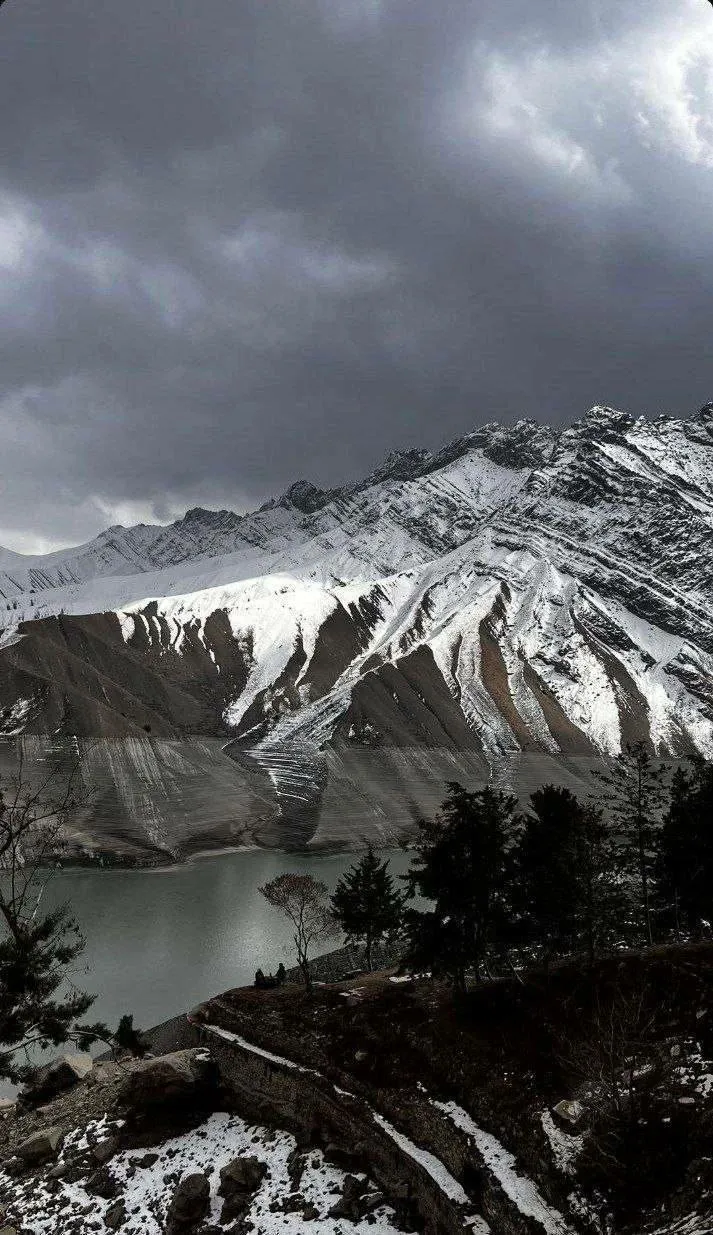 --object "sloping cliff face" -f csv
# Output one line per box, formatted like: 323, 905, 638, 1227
0, 406, 712, 853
